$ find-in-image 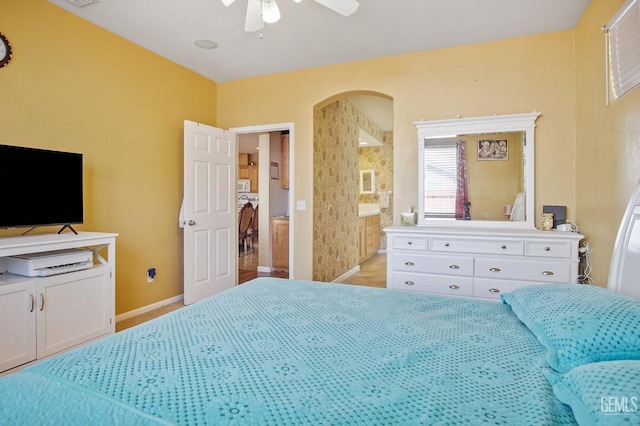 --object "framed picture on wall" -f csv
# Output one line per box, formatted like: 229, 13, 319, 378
477, 139, 508, 160
270, 162, 279, 179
